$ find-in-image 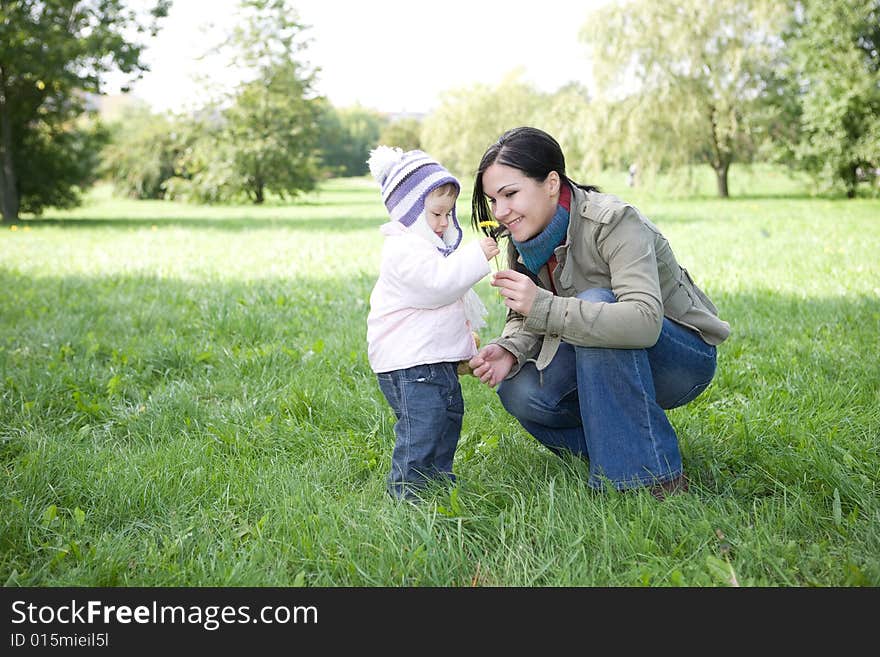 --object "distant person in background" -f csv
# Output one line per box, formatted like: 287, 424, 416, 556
468, 127, 730, 499
366, 146, 500, 501
627, 162, 638, 187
